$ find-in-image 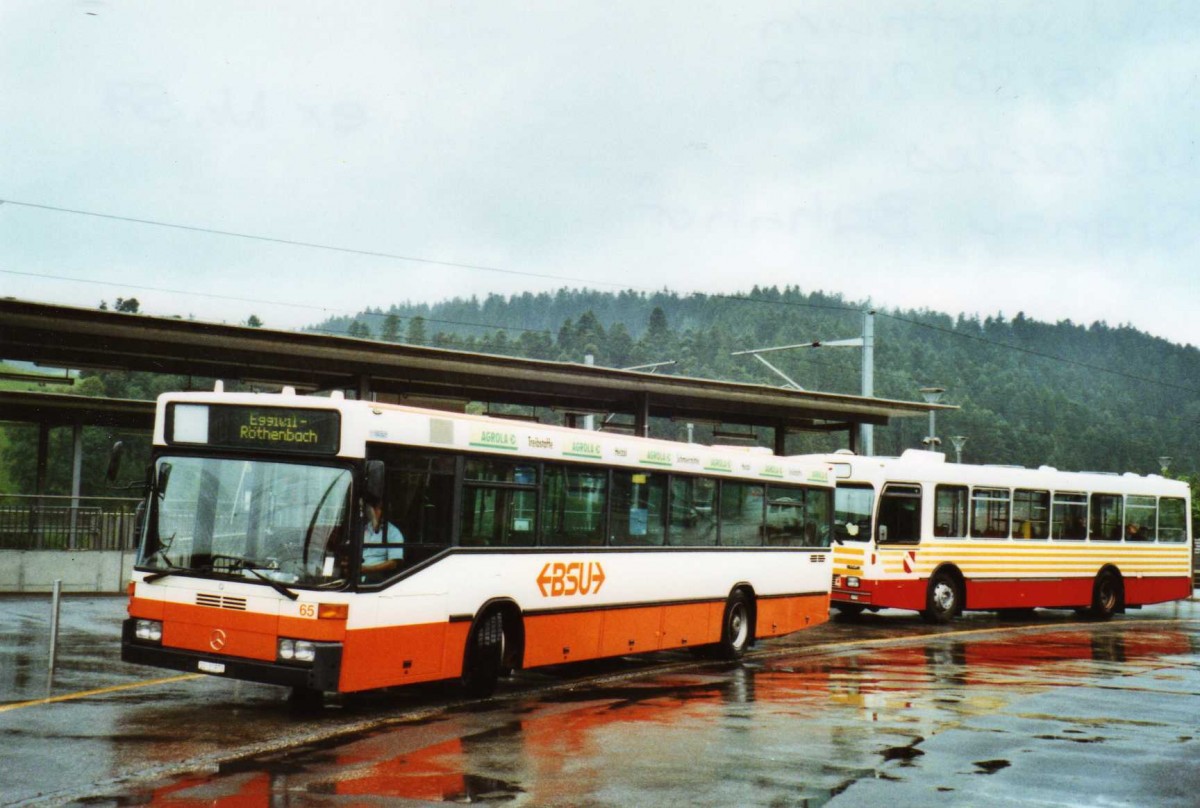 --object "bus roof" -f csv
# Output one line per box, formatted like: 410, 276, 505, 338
154, 389, 835, 486
795, 449, 1187, 497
